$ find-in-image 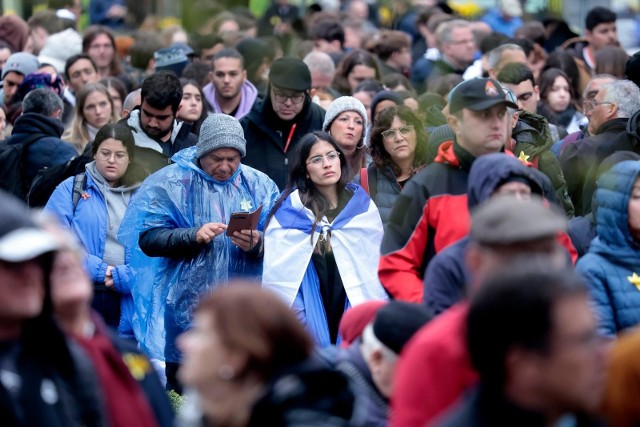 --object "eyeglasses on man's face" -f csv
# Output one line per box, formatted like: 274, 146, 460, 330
272, 89, 305, 105
588, 98, 614, 110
